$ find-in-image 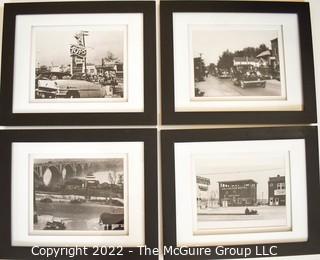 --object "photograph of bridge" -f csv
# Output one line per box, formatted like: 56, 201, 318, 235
33, 158, 126, 233
194, 152, 291, 235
